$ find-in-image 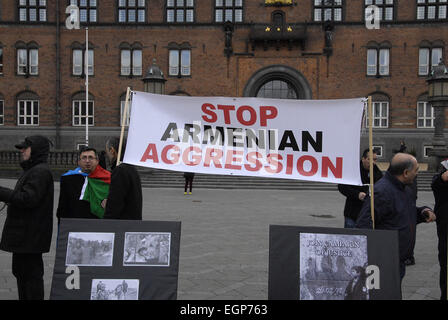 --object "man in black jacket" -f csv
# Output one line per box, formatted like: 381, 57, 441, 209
431, 167, 448, 300
102, 137, 142, 220
338, 149, 383, 228
0, 135, 54, 300
356, 153, 436, 282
